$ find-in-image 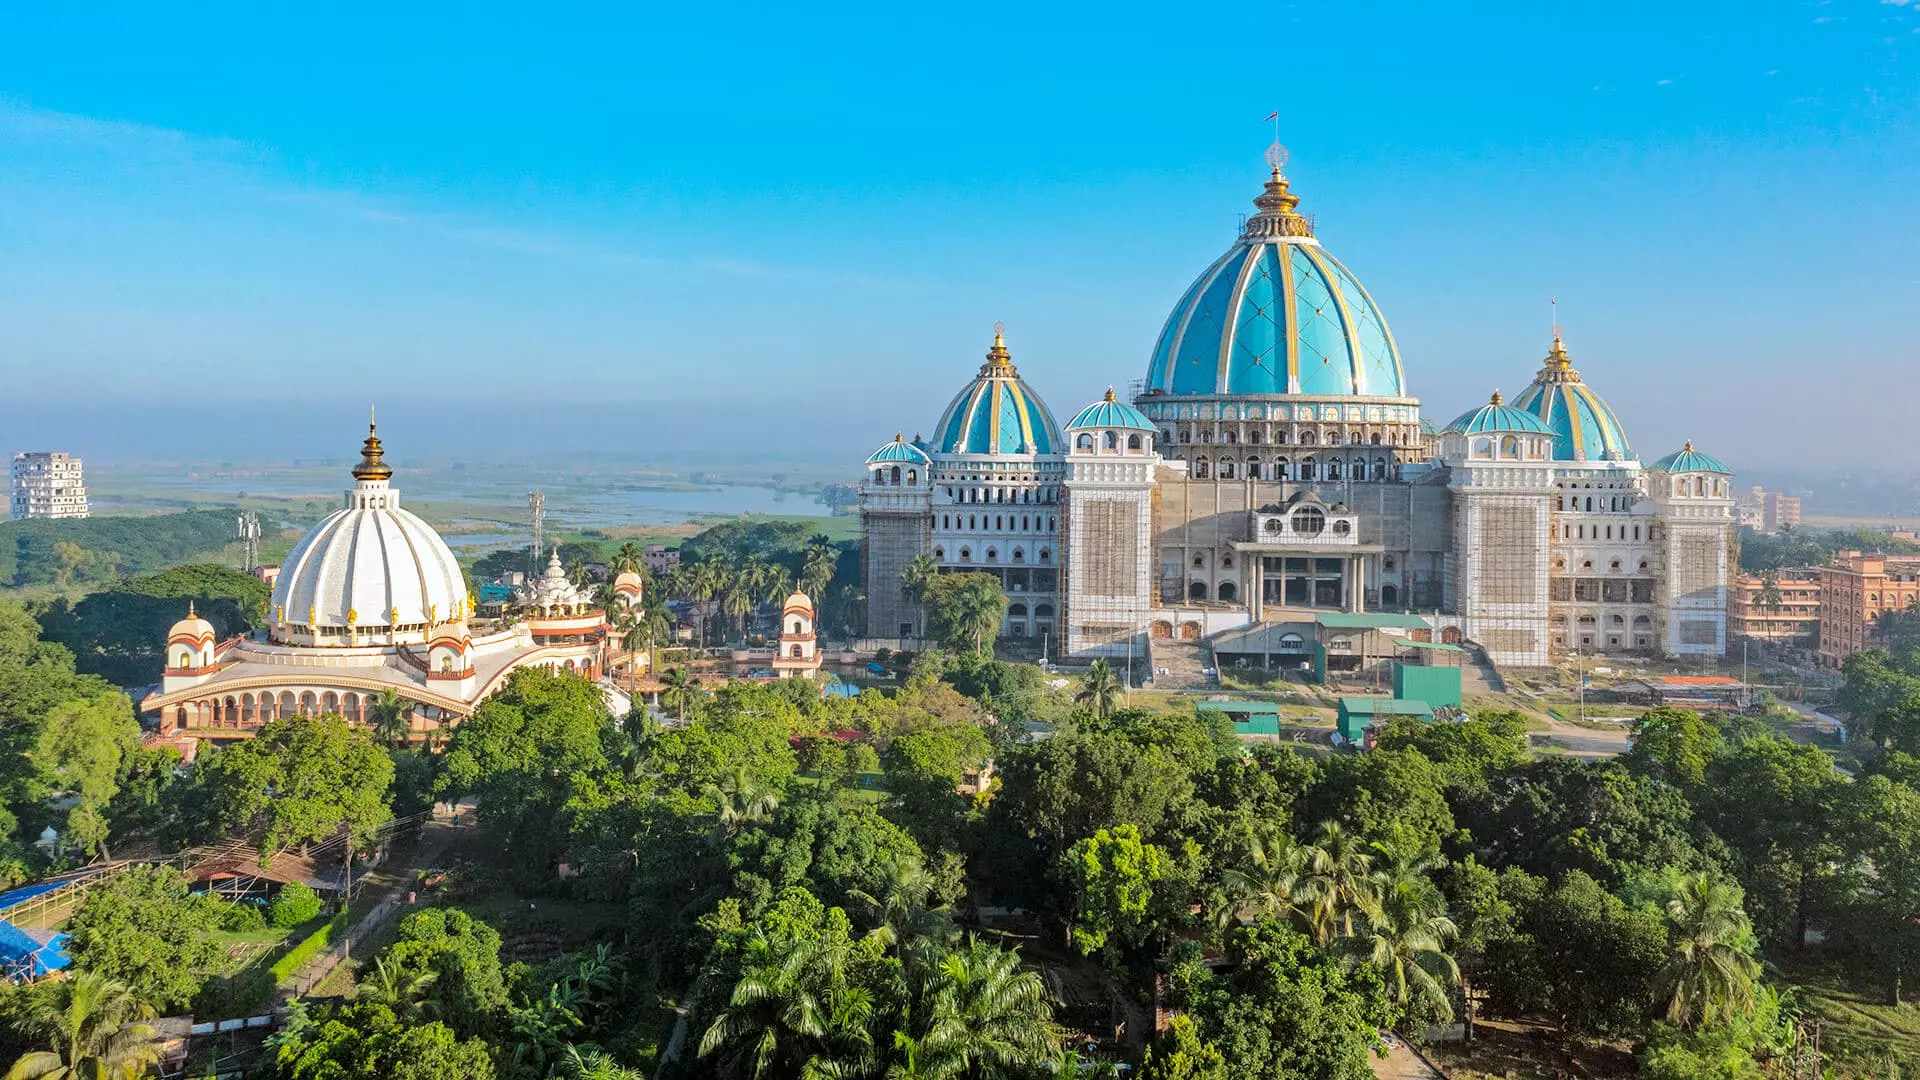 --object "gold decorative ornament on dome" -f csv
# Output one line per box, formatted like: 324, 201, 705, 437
1103, 387, 1118, 402
981, 322, 1016, 375
1490, 390, 1504, 405
1241, 144, 1315, 240
351, 407, 394, 481
347, 608, 358, 625
307, 605, 317, 626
